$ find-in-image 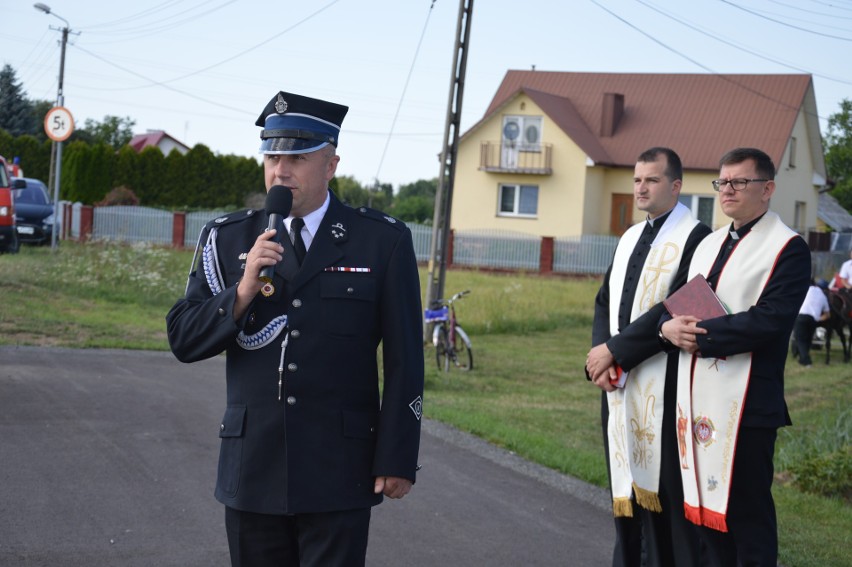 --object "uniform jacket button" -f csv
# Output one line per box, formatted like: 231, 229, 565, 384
287, 396, 296, 405
290, 329, 300, 339
218, 308, 226, 316
292, 299, 302, 308
287, 363, 298, 372
346, 287, 354, 294
220, 423, 225, 431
